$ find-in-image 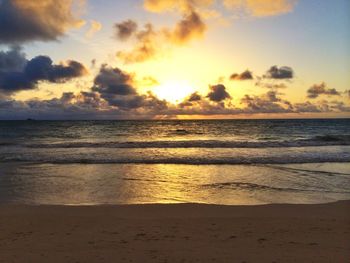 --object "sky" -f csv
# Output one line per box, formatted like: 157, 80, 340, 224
0, 0, 349, 119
